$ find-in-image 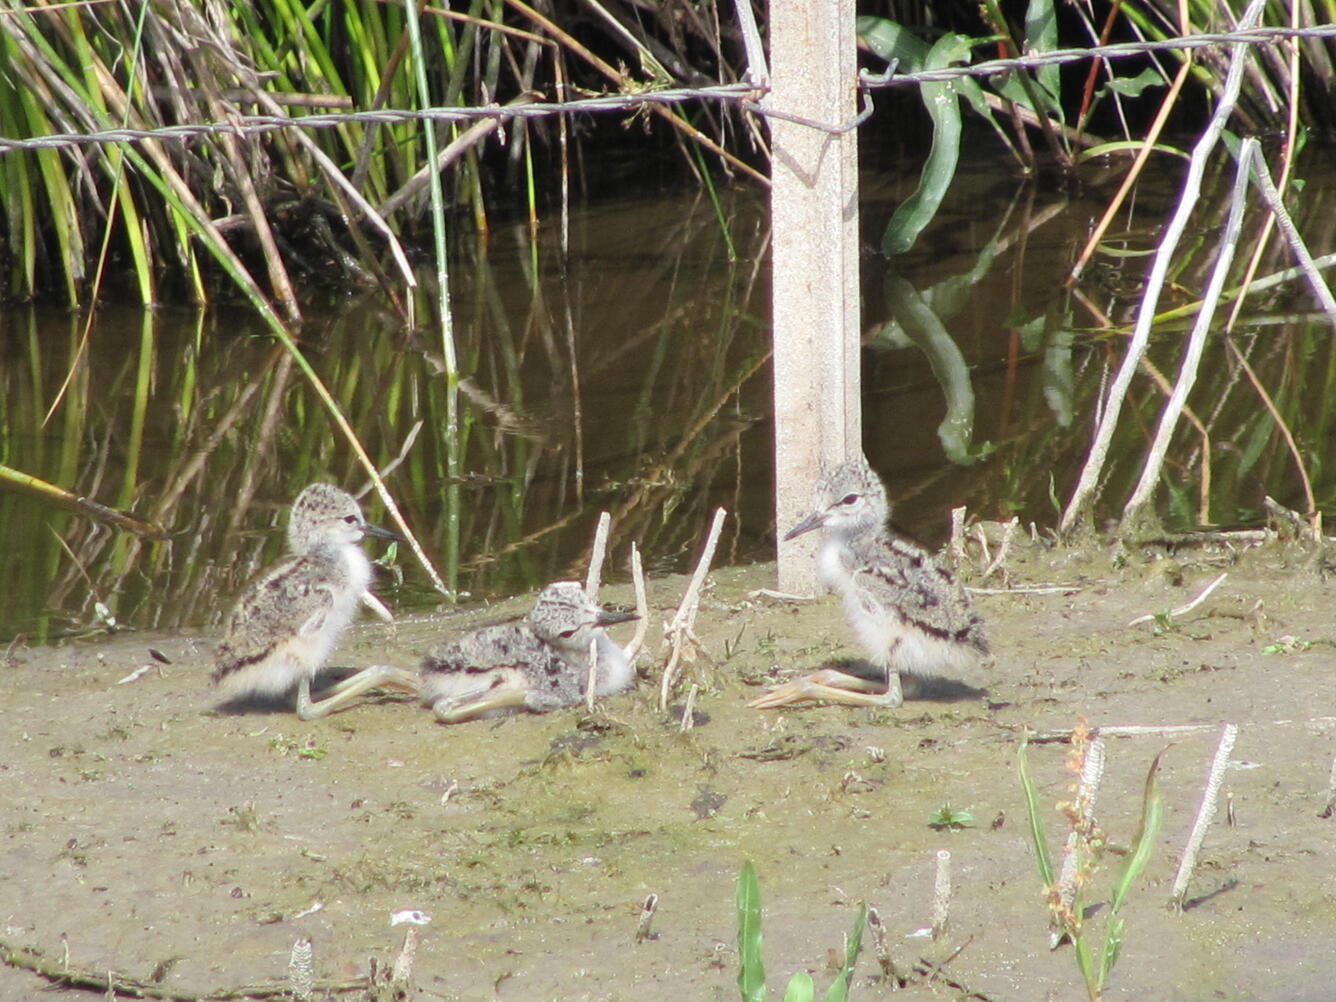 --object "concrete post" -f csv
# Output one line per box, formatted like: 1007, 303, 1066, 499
768, 0, 861, 593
